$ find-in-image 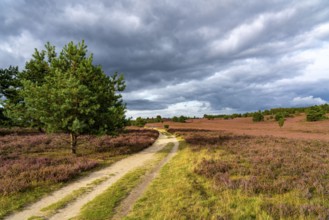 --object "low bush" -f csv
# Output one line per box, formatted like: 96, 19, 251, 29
278, 117, 285, 127
252, 111, 264, 122
306, 106, 326, 121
